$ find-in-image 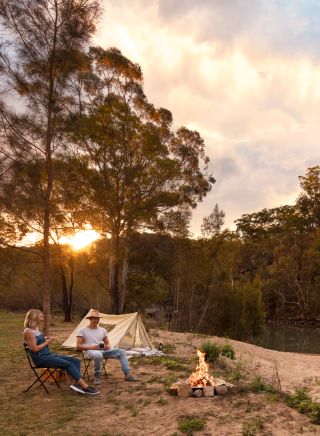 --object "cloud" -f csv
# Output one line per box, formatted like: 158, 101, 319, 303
97, 1, 320, 233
